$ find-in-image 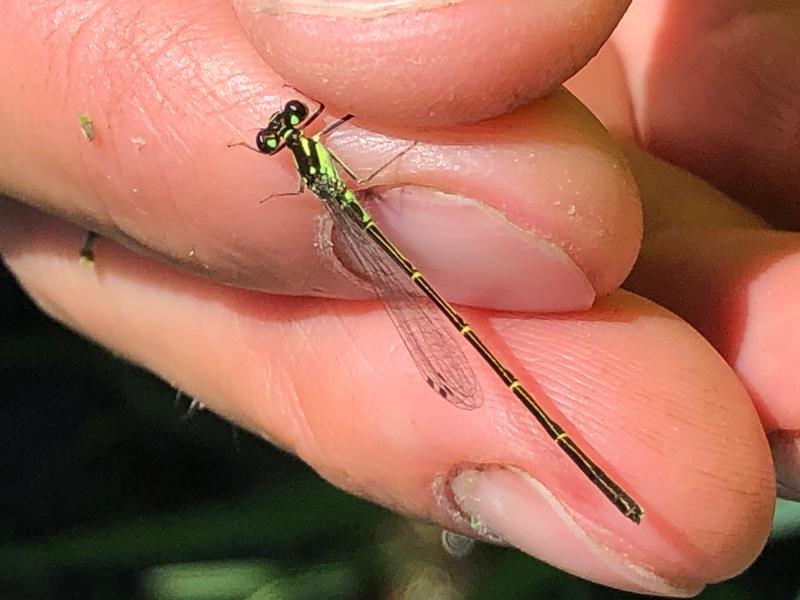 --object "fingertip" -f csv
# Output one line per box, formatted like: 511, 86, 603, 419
328, 91, 644, 306
233, 0, 631, 127
632, 227, 800, 433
